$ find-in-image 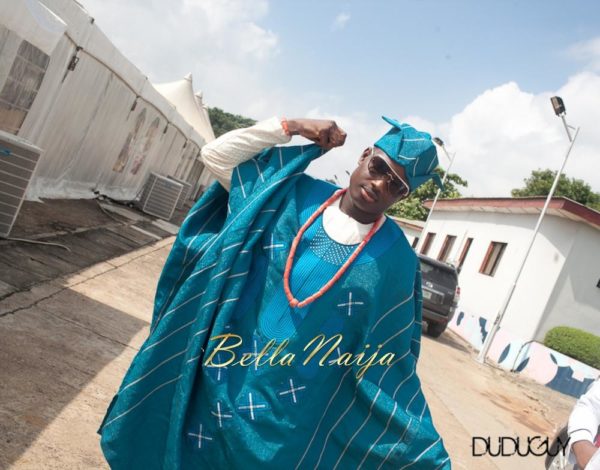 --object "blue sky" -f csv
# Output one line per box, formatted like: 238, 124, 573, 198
80, 0, 600, 196
263, 1, 600, 121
